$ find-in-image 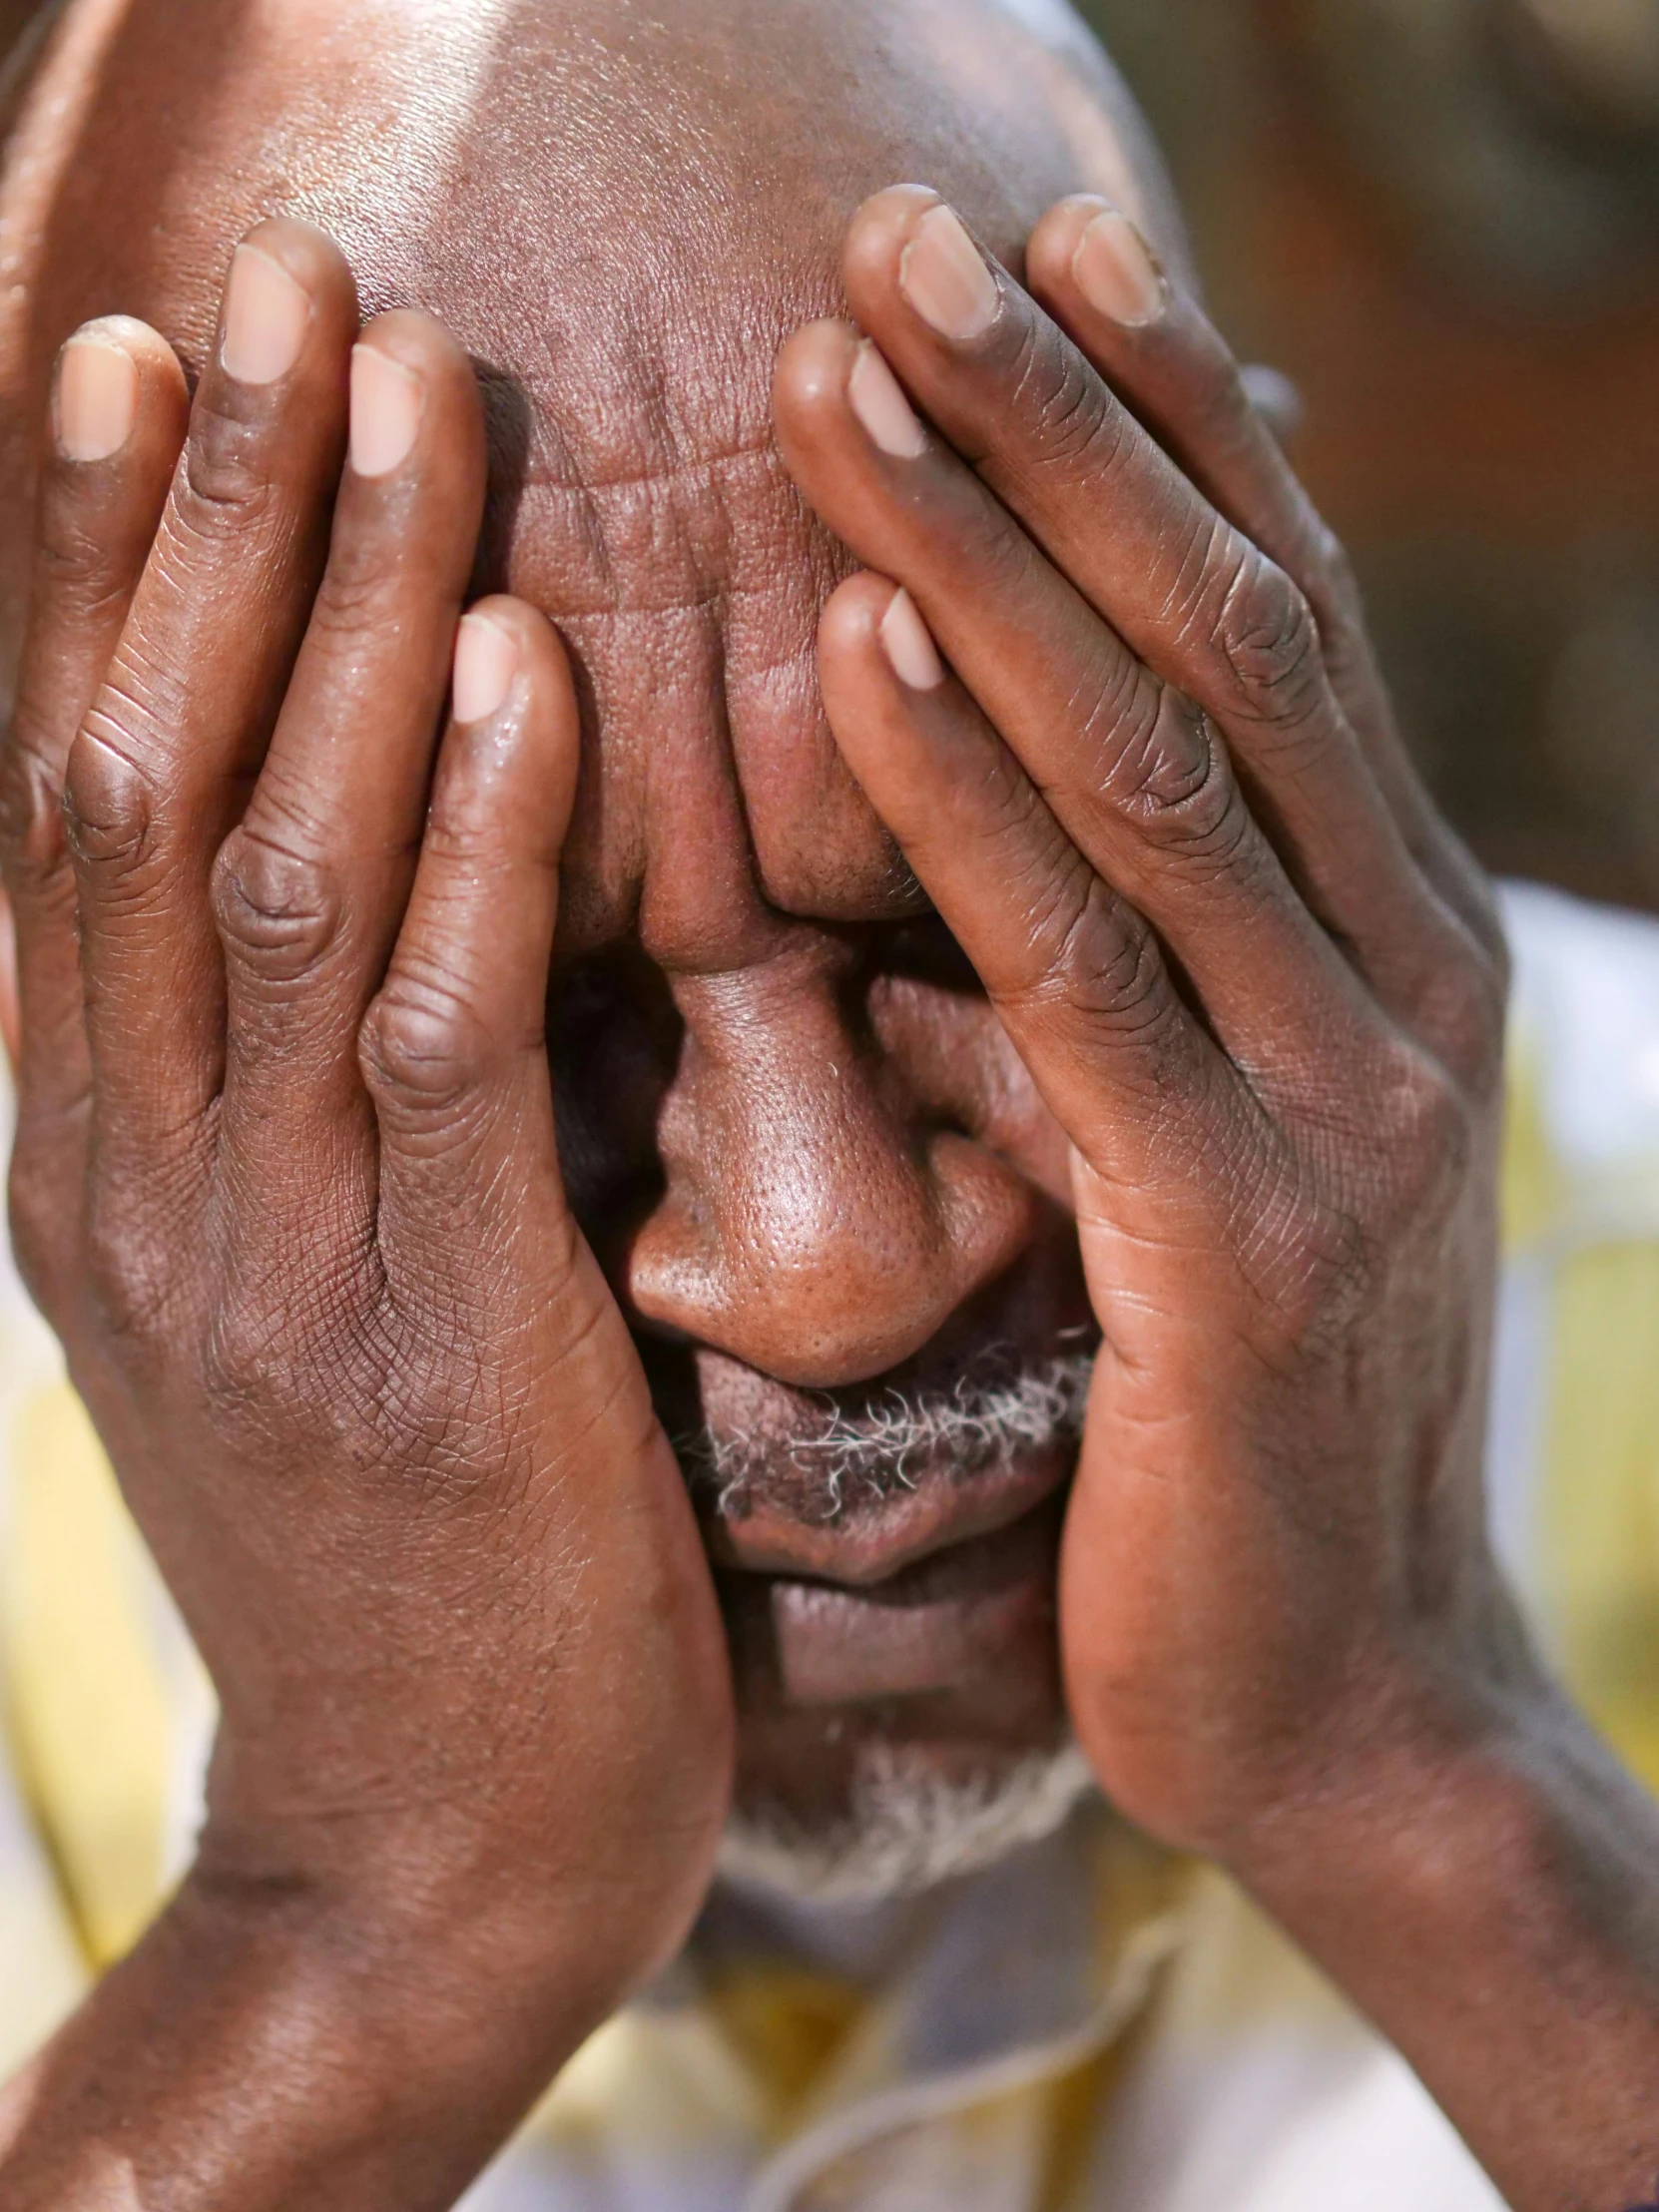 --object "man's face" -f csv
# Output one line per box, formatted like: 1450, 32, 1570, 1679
0, 0, 1181, 1896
